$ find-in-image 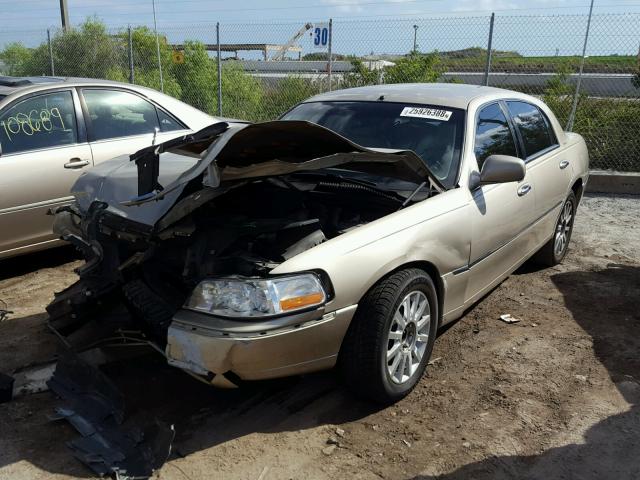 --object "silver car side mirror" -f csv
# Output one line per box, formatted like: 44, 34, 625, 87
470, 155, 525, 189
